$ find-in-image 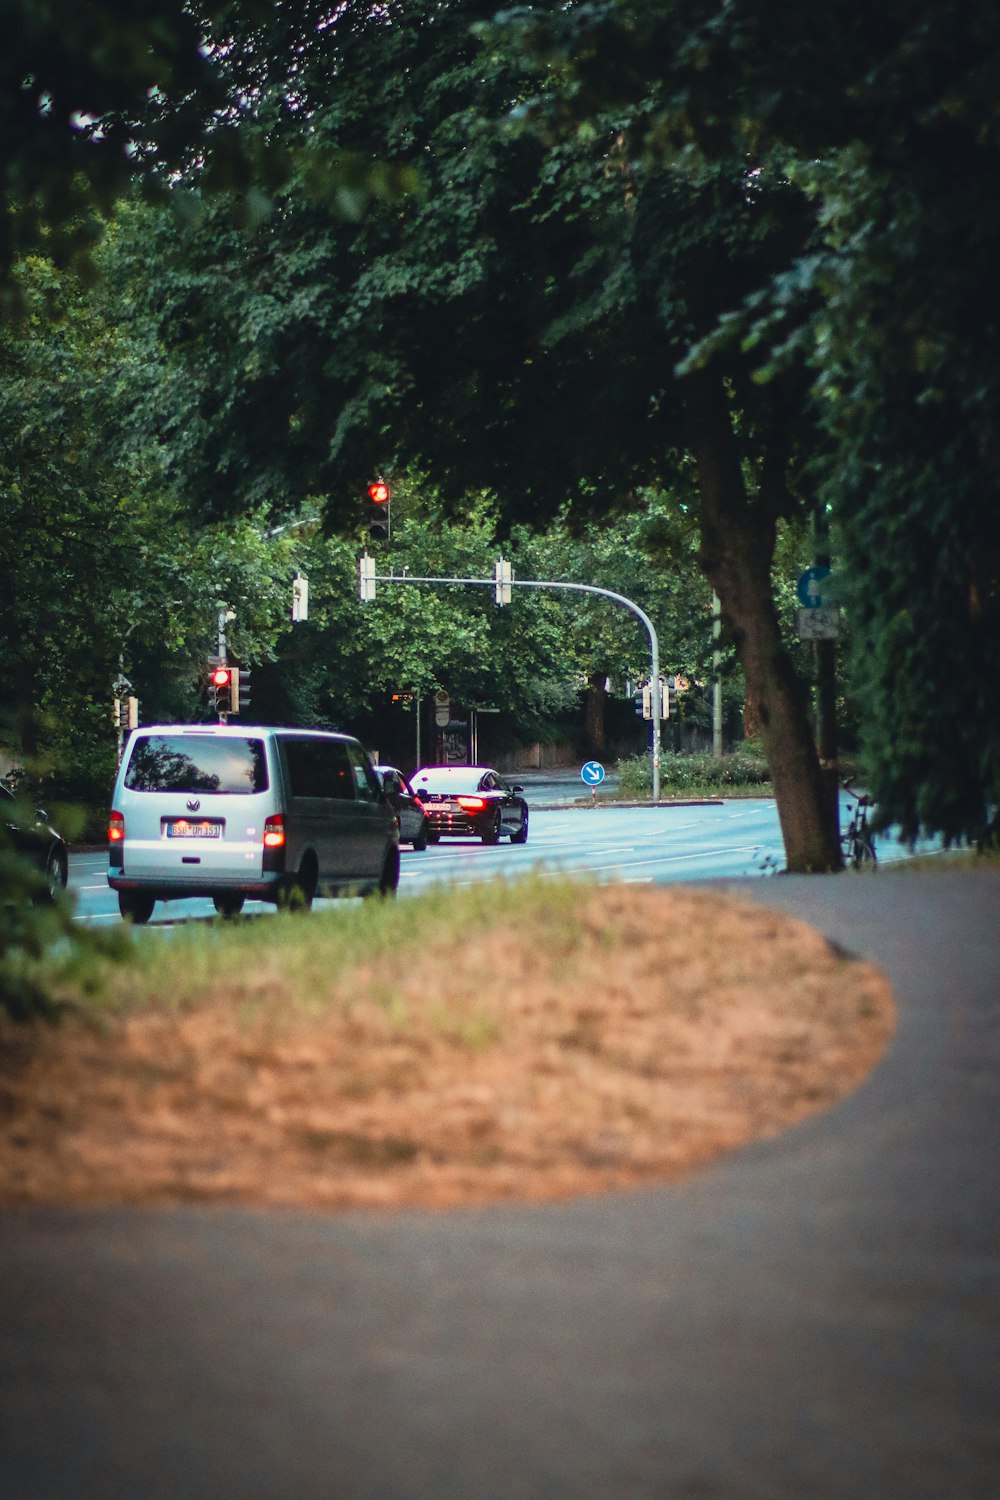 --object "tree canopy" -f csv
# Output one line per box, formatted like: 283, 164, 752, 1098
5, 0, 998, 868
504, 0, 1000, 841
103, 0, 837, 865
